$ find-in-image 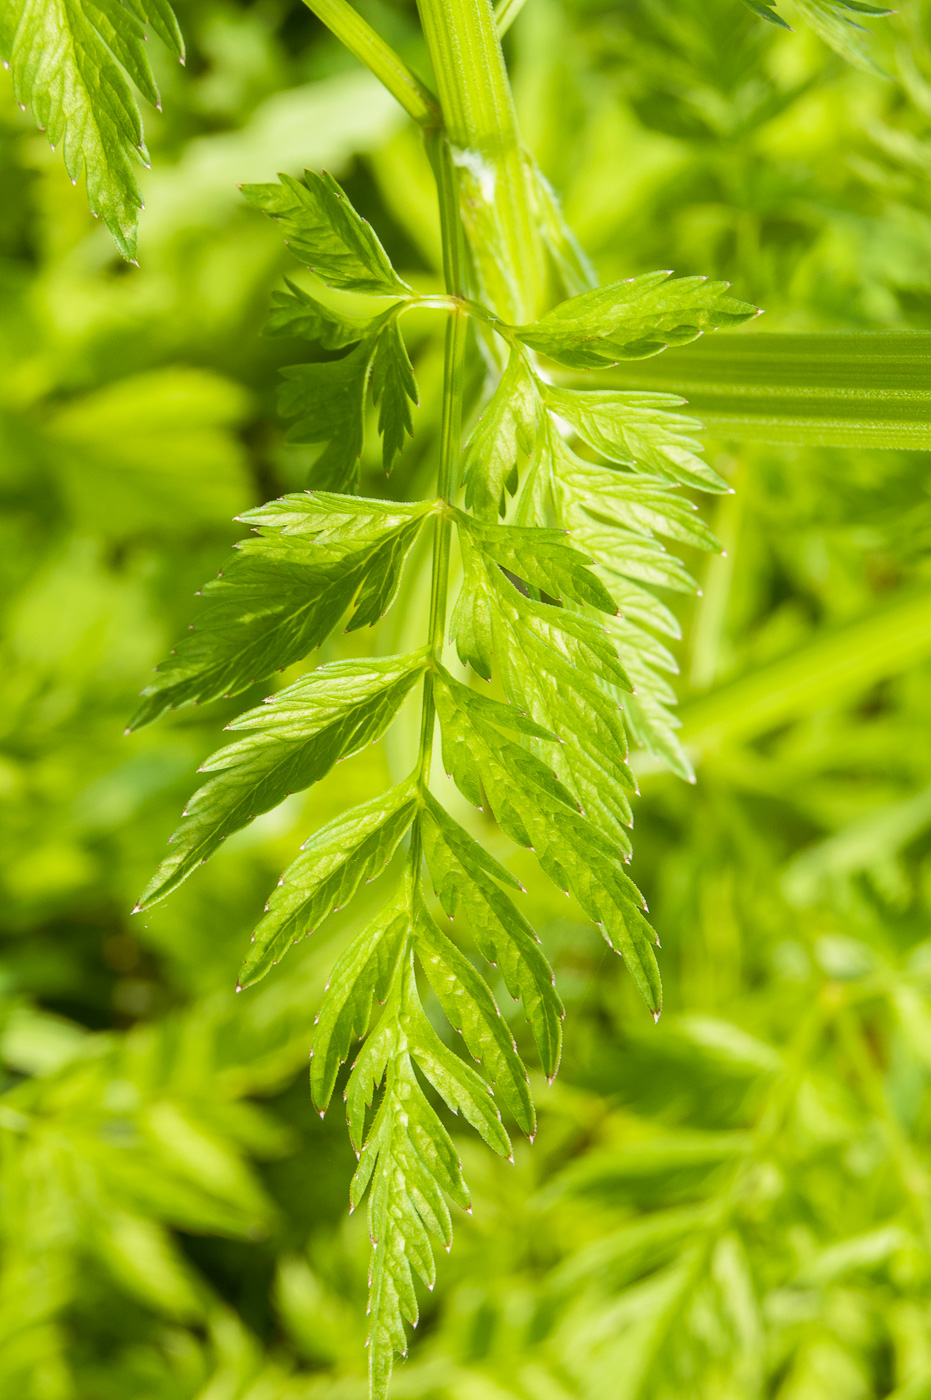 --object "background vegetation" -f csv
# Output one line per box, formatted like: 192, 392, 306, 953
3, 0, 931, 1395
